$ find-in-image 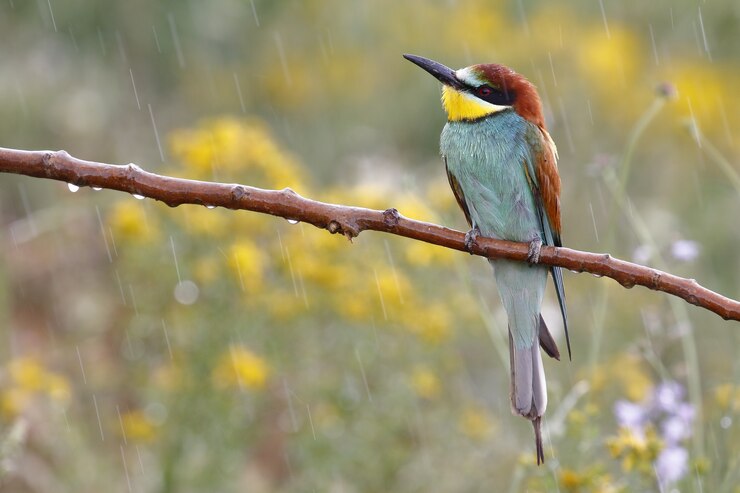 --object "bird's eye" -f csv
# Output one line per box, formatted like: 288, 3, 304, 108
477, 86, 493, 96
